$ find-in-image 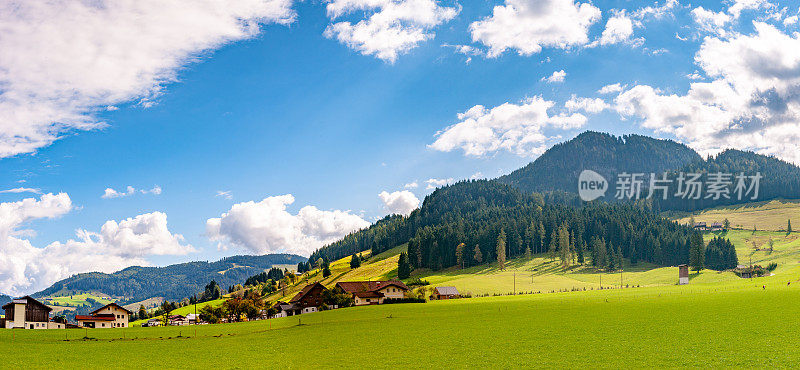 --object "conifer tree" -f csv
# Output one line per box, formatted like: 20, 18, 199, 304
350, 254, 361, 269
496, 229, 507, 270
455, 243, 465, 269
473, 244, 483, 264
689, 232, 705, 271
